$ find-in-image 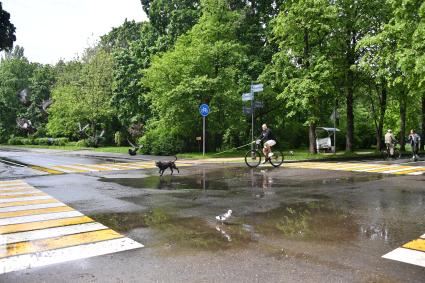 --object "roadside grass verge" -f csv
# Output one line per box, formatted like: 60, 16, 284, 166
2, 144, 422, 161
